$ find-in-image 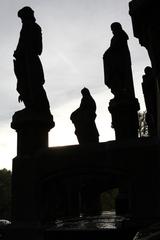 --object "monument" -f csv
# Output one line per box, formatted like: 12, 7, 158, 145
129, 0, 160, 136
142, 66, 157, 136
13, 6, 50, 112
128, 0, 160, 231
10, 7, 55, 239
70, 88, 99, 144
12, 6, 54, 156
8, 3, 160, 240
103, 22, 140, 140
103, 22, 135, 99
129, 0, 160, 79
